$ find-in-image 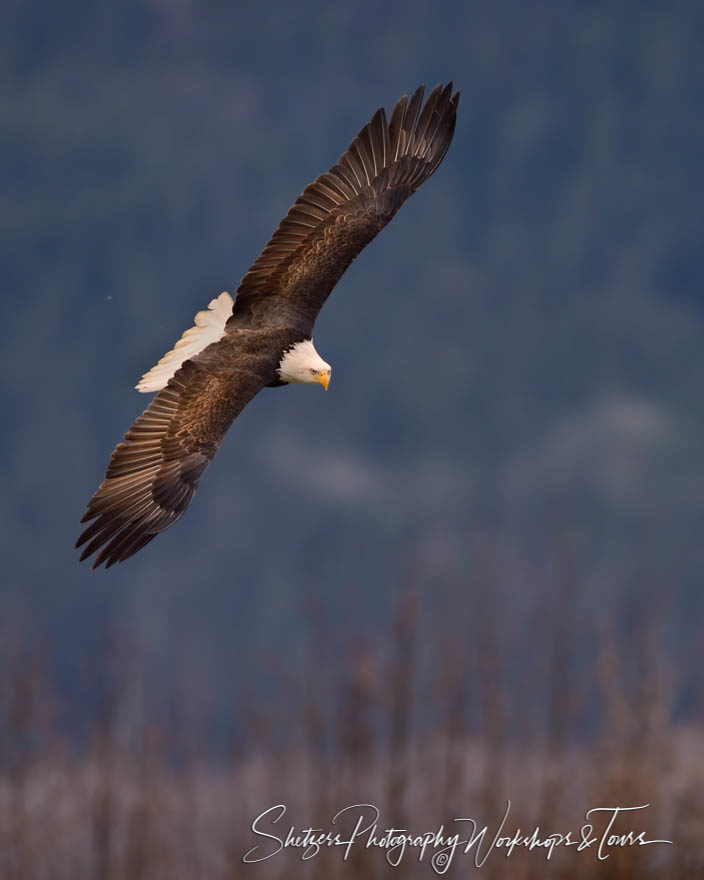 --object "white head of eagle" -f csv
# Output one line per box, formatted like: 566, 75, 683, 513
277, 339, 331, 390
